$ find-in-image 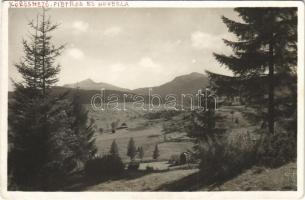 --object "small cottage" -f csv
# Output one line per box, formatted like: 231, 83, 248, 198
117, 122, 128, 130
